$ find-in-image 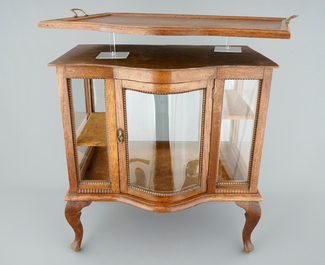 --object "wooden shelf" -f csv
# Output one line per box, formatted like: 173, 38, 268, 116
128, 141, 200, 193
223, 90, 254, 119
77, 113, 107, 146
81, 146, 110, 181
77, 91, 252, 149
